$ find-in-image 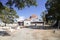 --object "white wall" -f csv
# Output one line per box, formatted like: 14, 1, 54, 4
24, 21, 31, 26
